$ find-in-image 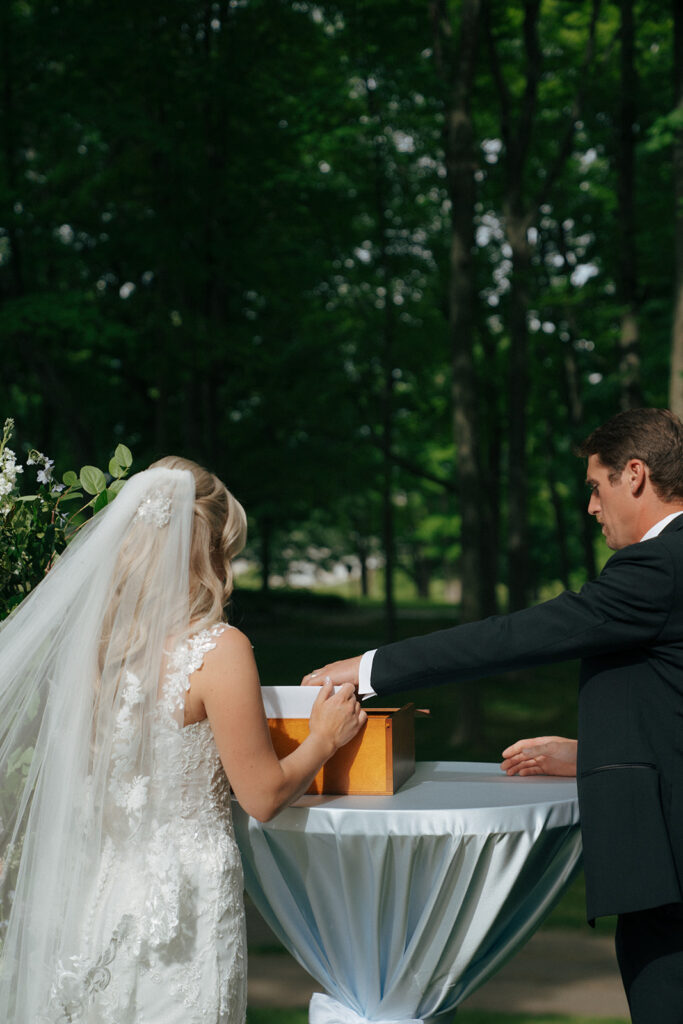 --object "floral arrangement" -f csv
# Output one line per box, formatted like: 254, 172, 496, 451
0, 418, 133, 619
